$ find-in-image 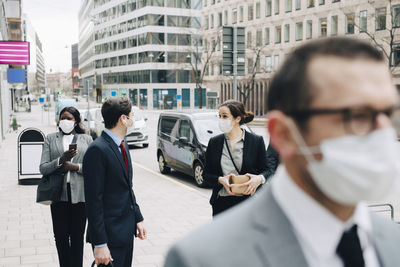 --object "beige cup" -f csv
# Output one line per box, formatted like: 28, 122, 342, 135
230, 175, 249, 195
